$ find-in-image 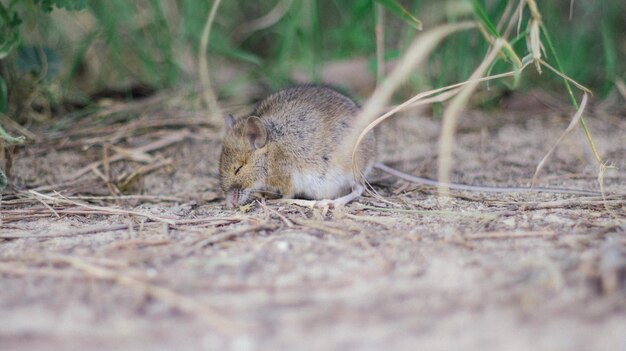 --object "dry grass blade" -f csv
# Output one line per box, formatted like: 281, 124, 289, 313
174, 216, 247, 226
68, 130, 190, 180
26, 190, 178, 225
539, 59, 592, 94
106, 239, 170, 250
359, 56, 595, 204
195, 224, 274, 247
258, 201, 293, 227
0, 223, 138, 239
356, 205, 498, 220
527, 0, 544, 73
465, 230, 556, 240
0, 112, 39, 141
519, 198, 626, 211
495, 0, 516, 32
537, 58, 599, 166
347, 21, 477, 175
531, 93, 588, 187
616, 79, 626, 100
32, 195, 61, 218
43, 115, 216, 149
47, 255, 244, 334
64, 195, 185, 202
597, 162, 620, 218
357, 88, 461, 154
292, 218, 354, 236
356, 63, 531, 161
116, 158, 173, 190
109, 145, 154, 163
0, 262, 80, 278
438, 39, 506, 198
343, 213, 393, 227
199, 0, 223, 120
